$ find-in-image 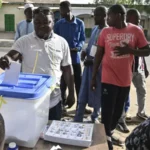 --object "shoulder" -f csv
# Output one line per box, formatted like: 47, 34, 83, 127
127, 23, 142, 32
54, 33, 68, 45
17, 20, 26, 26
55, 18, 65, 25
100, 26, 111, 34
92, 25, 98, 30
15, 32, 34, 43
75, 17, 84, 25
